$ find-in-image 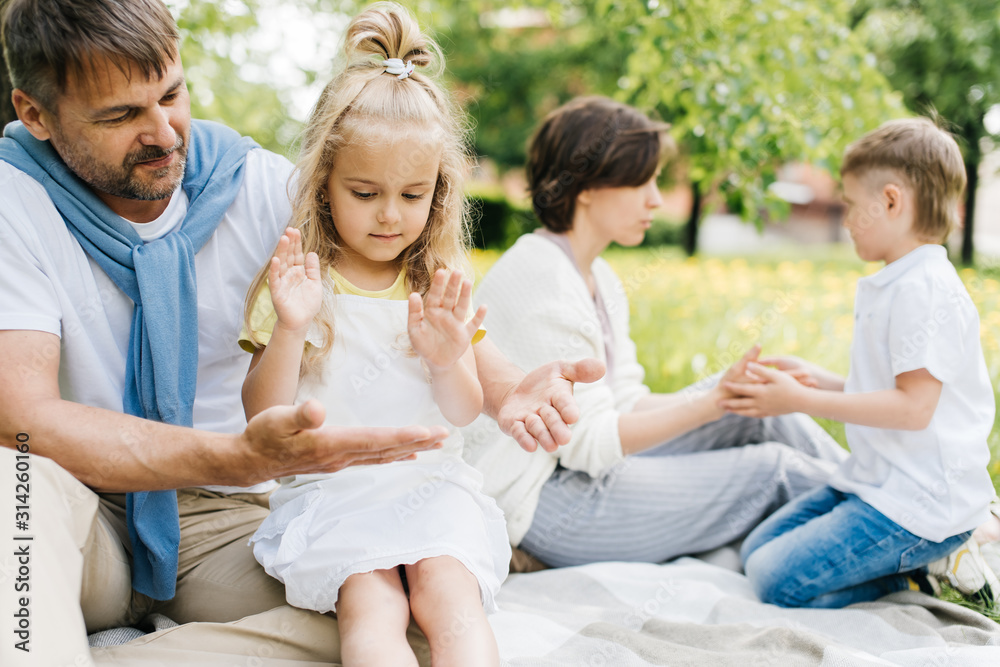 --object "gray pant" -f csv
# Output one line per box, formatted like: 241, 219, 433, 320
520, 411, 847, 567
